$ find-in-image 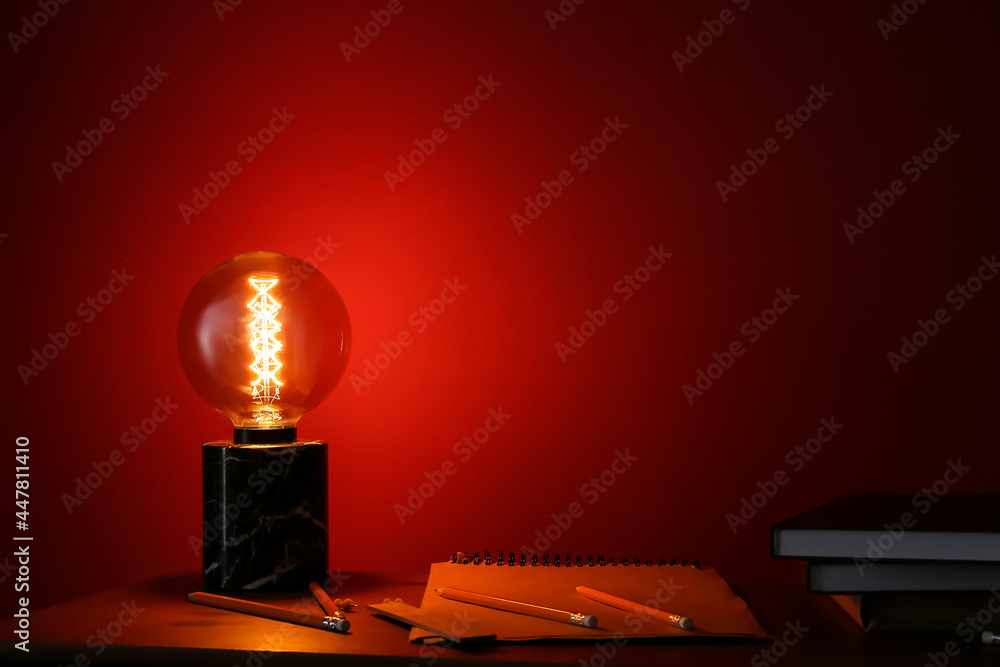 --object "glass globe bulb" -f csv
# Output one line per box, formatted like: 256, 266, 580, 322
177, 251, 351, 439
